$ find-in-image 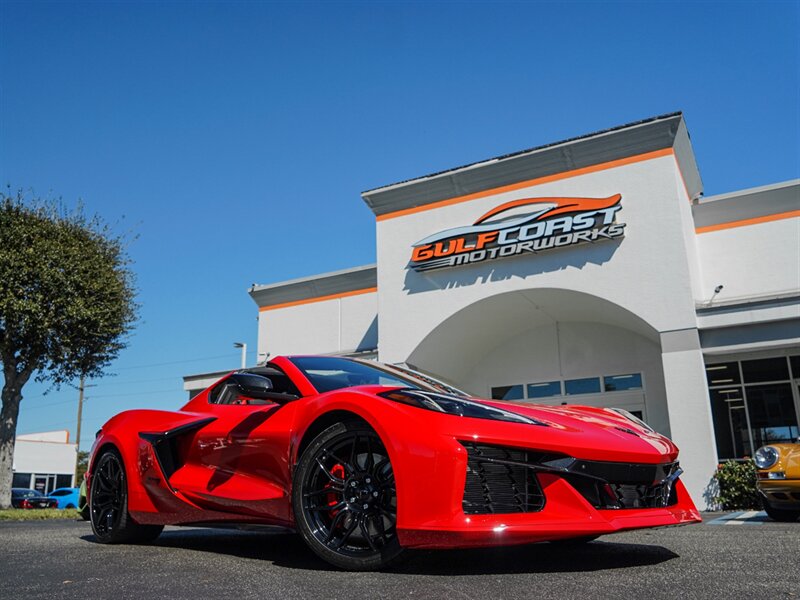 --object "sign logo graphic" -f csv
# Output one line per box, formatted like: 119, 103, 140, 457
409, 194, 625, 272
